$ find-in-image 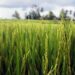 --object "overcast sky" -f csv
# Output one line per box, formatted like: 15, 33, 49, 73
0, 0, 75, 19
0, 0, 75, 7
